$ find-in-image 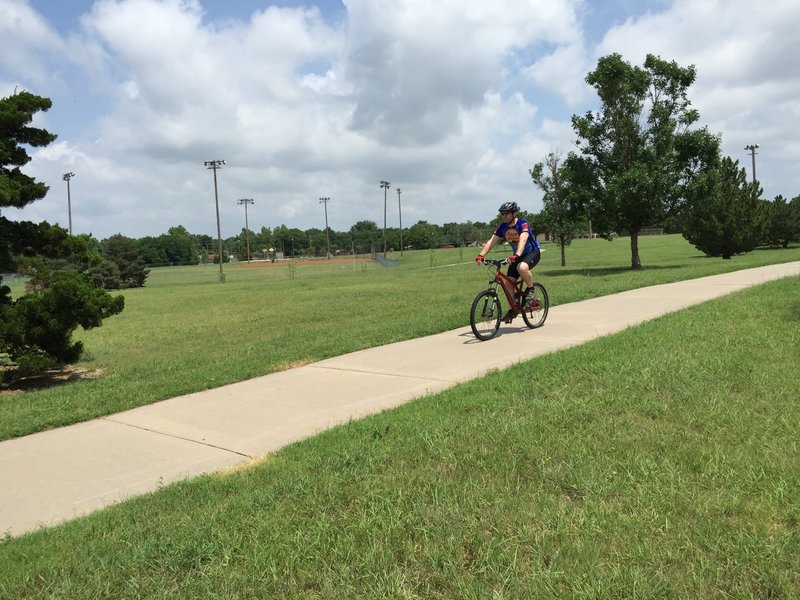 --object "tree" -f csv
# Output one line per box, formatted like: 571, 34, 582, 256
349, 220, 380, 253
763, 195, 800, 248
530, 151, 588, 266
571, 53, 720, 269
0, 92, 56, 207
253, 226, 274, 258
682, 157, 769, 259
102, 234, 149, 287
404, 221, 443, 249
0, 91, 124, 379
